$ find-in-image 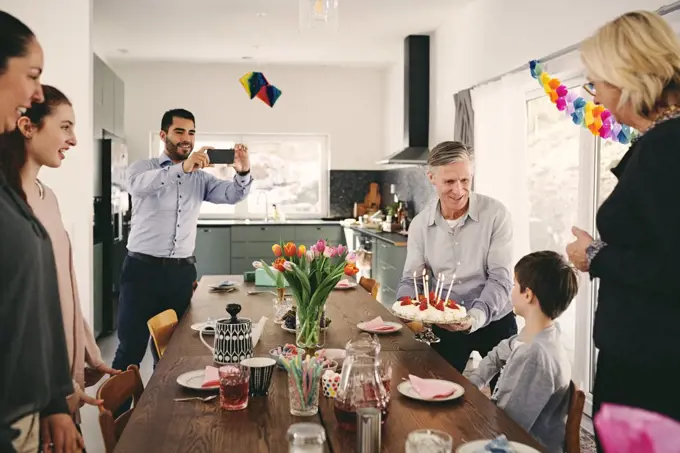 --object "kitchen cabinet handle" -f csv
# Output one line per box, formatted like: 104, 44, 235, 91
380, 243, 389, 248
261, 227, 267, 231
203, 229, 211, 233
